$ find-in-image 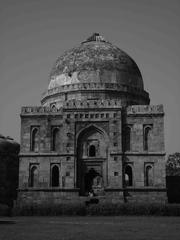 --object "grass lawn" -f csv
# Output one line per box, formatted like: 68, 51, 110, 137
0, 216, 180, 240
